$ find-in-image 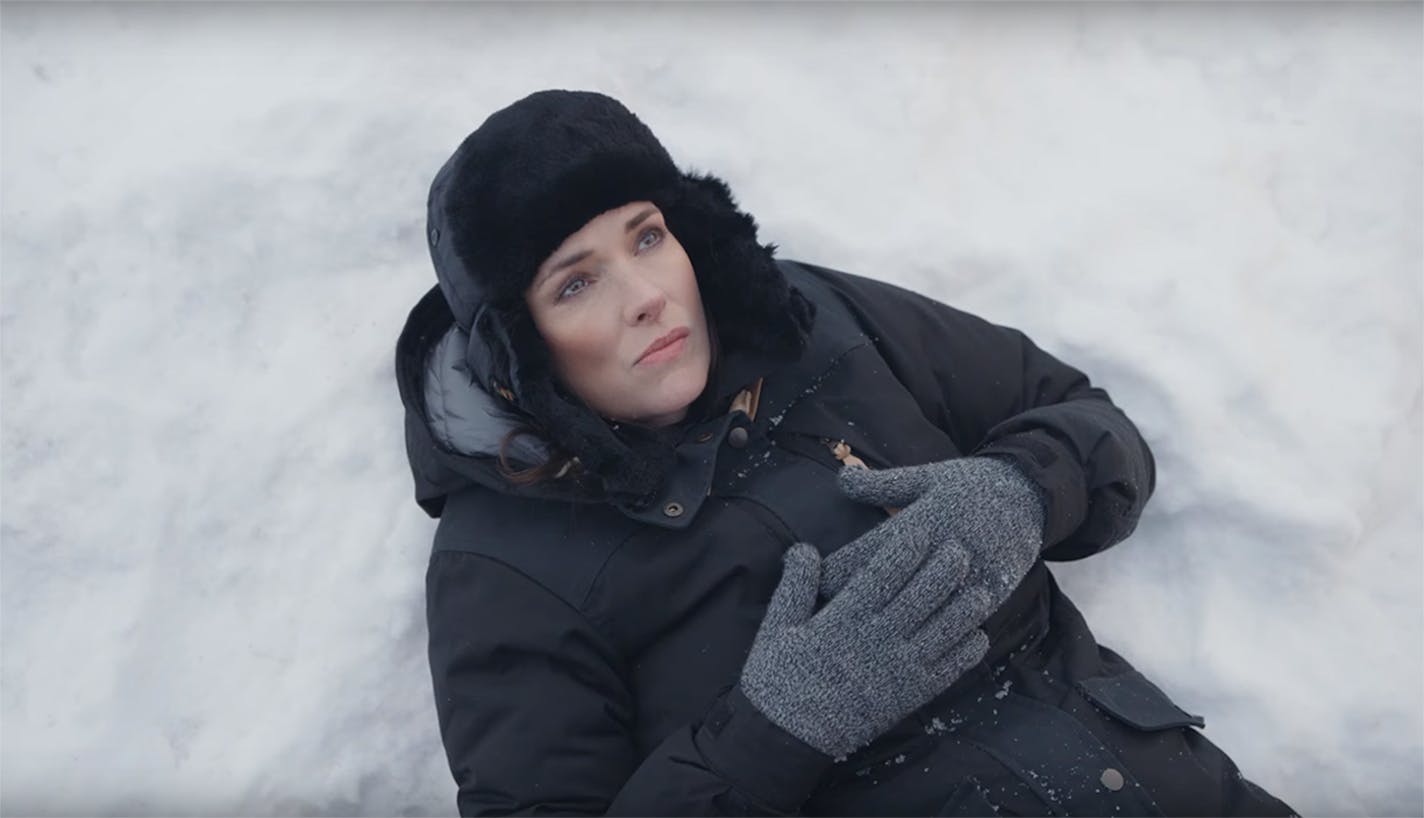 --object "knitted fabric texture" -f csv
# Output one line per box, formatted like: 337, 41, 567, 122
823, 456, 1049, 611
738, 534, 994, 758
